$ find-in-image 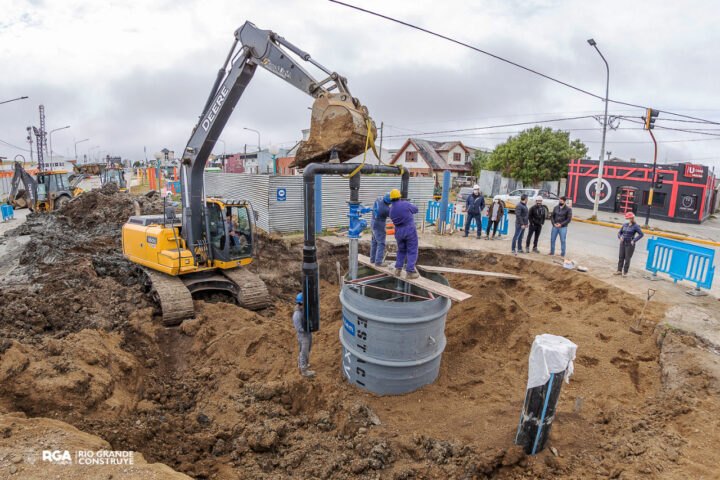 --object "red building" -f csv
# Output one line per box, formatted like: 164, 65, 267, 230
567, 159, 717, 223
275, 156, 298, 175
